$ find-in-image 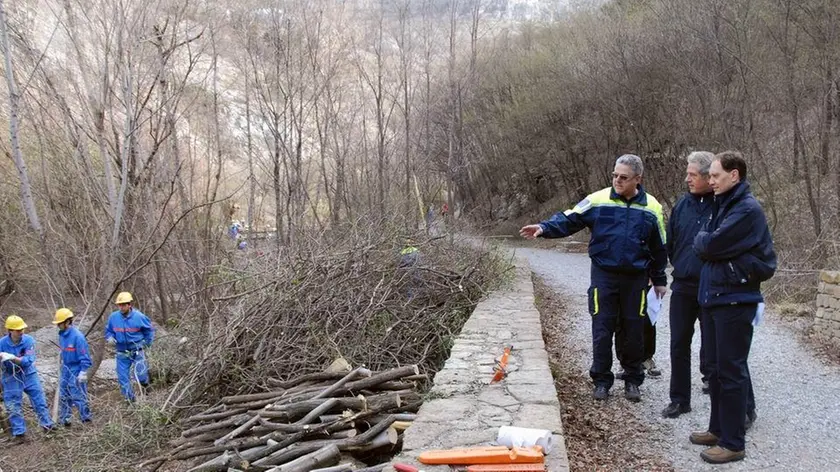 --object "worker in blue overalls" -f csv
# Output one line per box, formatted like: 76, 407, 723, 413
1, 315, 55, 442
104, 292, 154, 402
54, 308, 92, 426
520, 154, 668, 403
